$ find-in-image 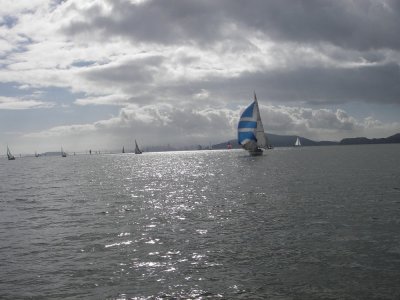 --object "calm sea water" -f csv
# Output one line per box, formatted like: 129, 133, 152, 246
1, 145, 400, 299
